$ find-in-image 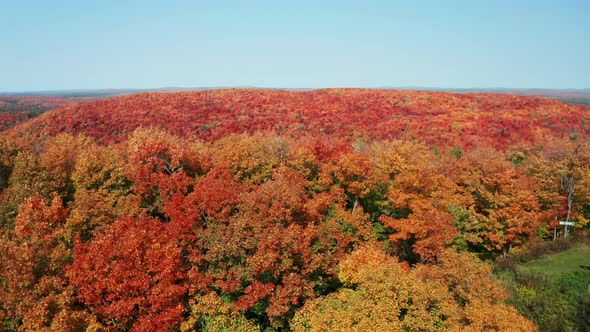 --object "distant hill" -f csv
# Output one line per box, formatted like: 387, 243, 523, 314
378, 87, 590, 107
3, 87, 589, 105
0, 95, 100, 131
0, 87, 260, 98
510, 90, 590, 106
6, 88, 589, 150
465, 89, 590, 107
